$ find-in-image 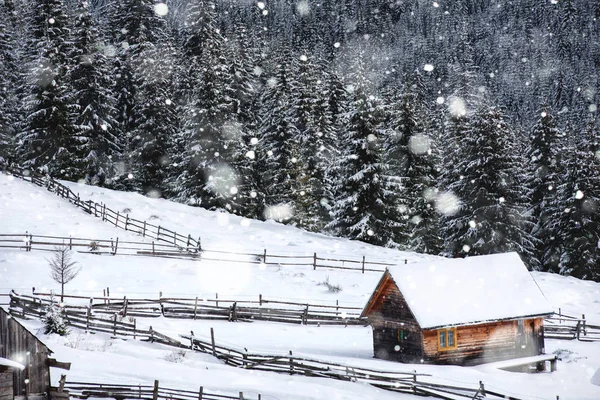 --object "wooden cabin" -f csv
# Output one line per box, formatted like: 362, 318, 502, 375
361, 252, 554, 366
0, 307, 52, 400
